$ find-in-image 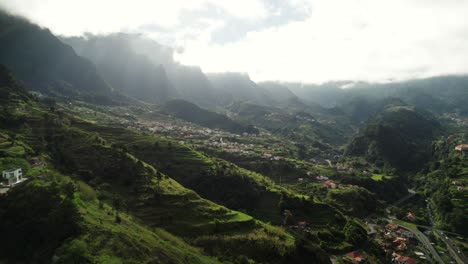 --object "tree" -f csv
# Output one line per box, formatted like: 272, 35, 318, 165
343, 220, 367, 245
